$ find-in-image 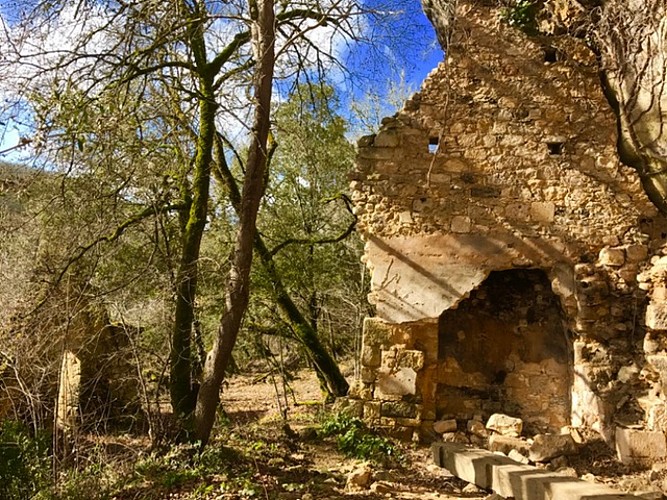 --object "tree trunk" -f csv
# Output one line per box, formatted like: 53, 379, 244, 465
254, 237, 349, 398
213, 141, 350, 400
169, 3, 217, 436
194, 0, 275, 447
